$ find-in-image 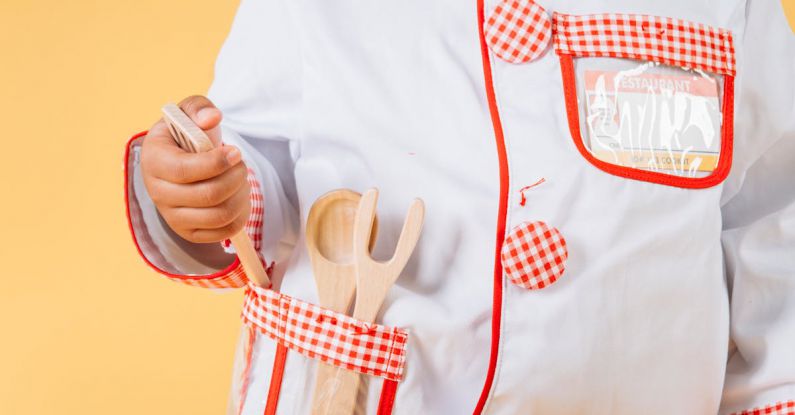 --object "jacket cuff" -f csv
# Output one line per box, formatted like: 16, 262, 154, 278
124, 131, 249, 289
